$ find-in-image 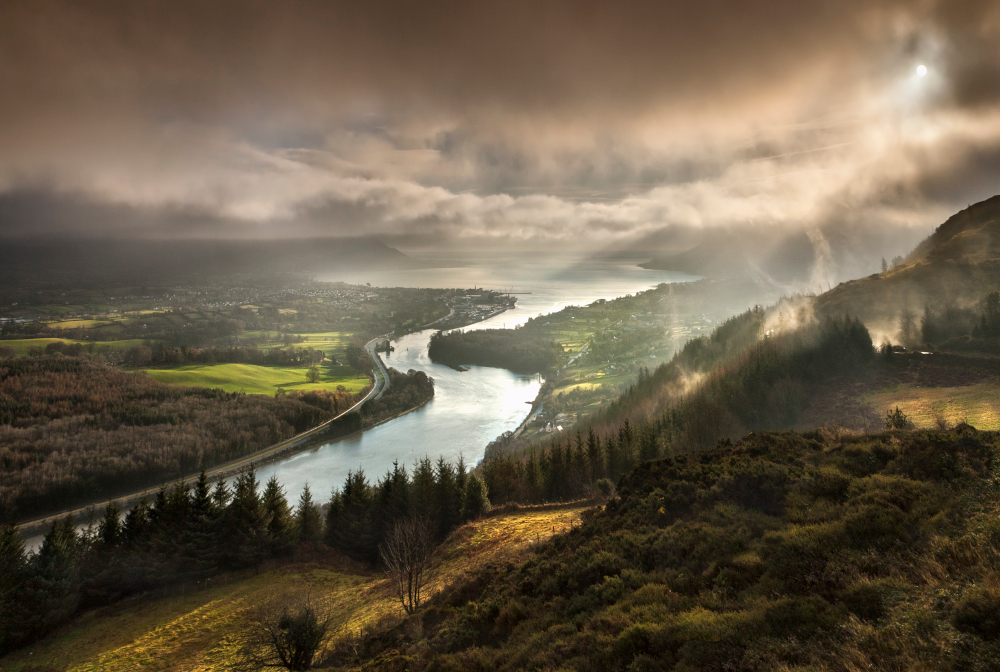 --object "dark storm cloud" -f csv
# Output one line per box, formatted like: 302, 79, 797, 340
0, 0, 998, 268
